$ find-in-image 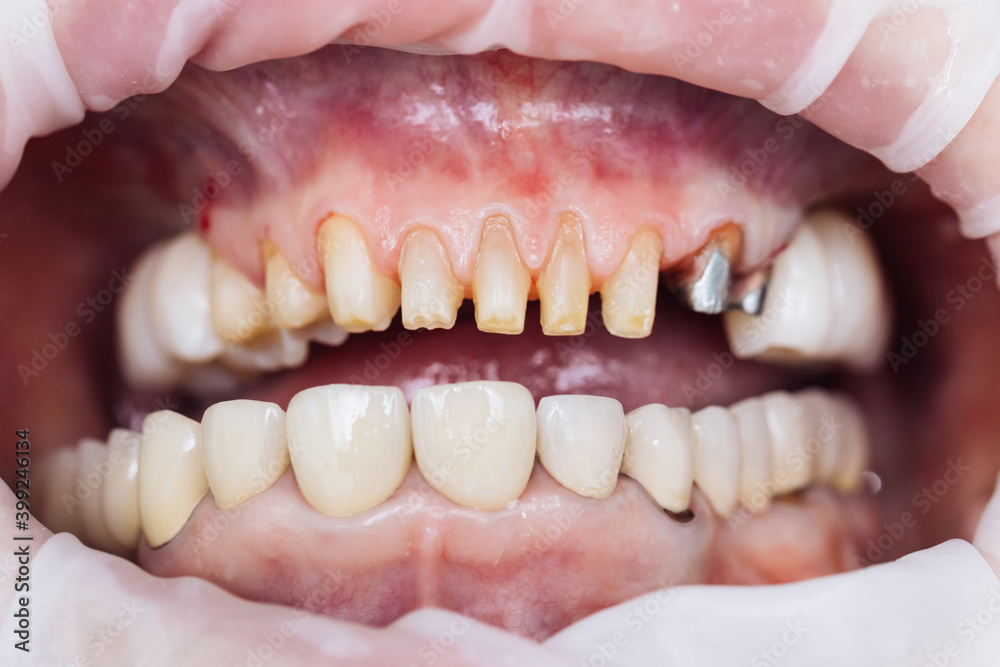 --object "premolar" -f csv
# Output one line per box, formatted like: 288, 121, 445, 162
210, 254, 271, 345
263, 242, 328, 329
621, 404, 695, 513
472, 217, 532, 334
691, 406, 741, 516
102, 428, 142, 551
